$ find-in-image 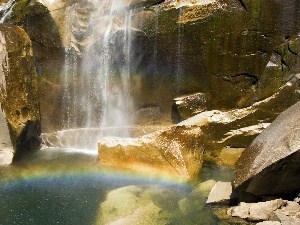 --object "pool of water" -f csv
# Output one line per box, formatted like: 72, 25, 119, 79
0, 148, 247, 225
